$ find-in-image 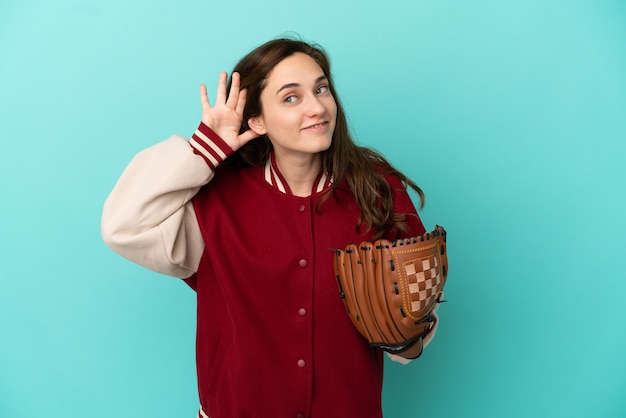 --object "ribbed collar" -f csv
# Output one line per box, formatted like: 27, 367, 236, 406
264, 153, 333, 196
